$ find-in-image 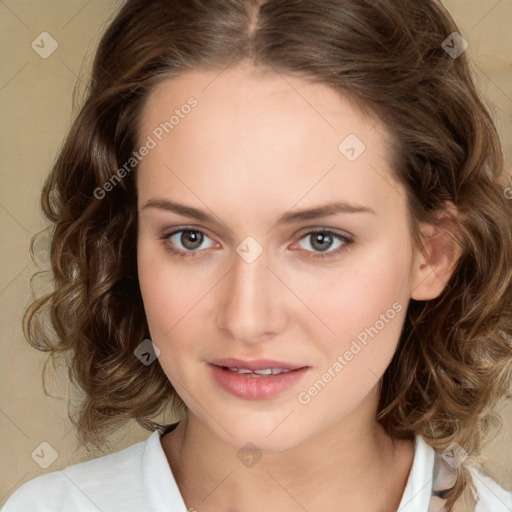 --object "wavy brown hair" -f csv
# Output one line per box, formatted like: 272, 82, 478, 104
24, 0, 512, 508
